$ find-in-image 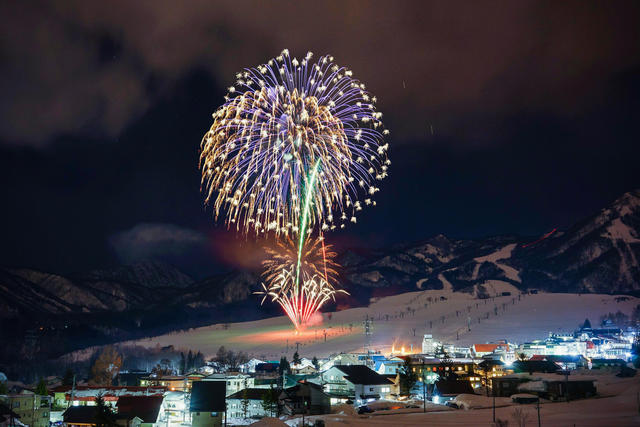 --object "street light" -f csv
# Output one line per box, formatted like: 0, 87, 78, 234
422, 377, 426, 413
